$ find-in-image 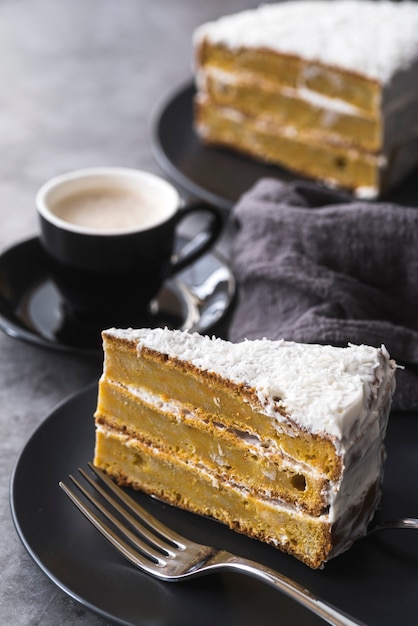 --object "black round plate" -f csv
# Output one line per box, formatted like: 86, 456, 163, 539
151, 81, 418, 210
10, 382, 418, 625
